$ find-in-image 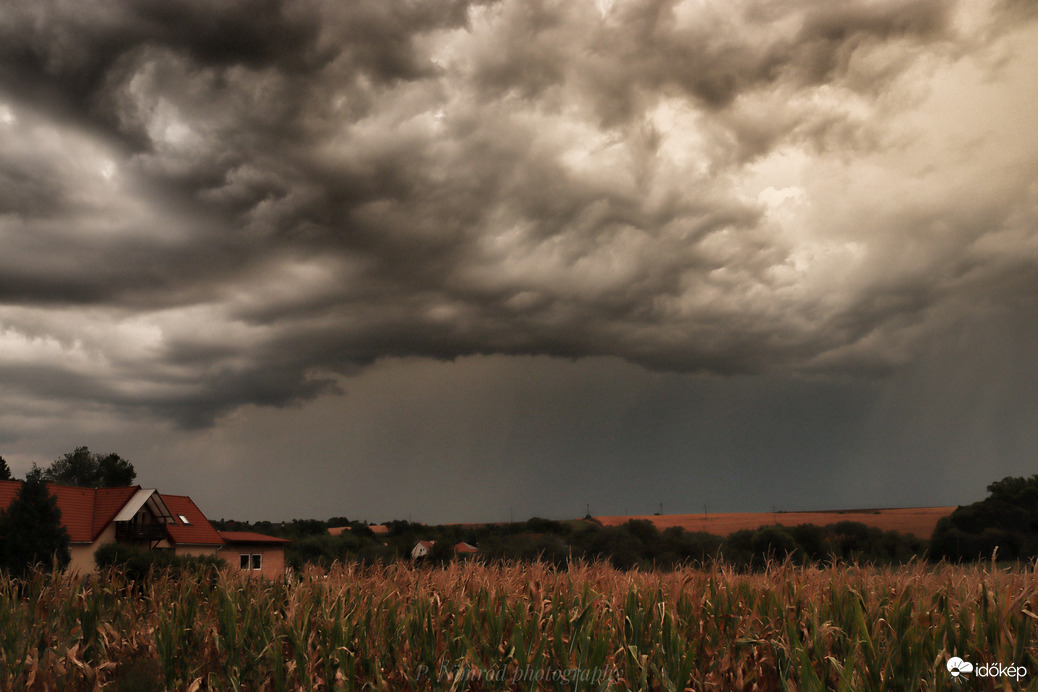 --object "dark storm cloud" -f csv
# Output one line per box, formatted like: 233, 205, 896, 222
1, 0, 1037, 427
